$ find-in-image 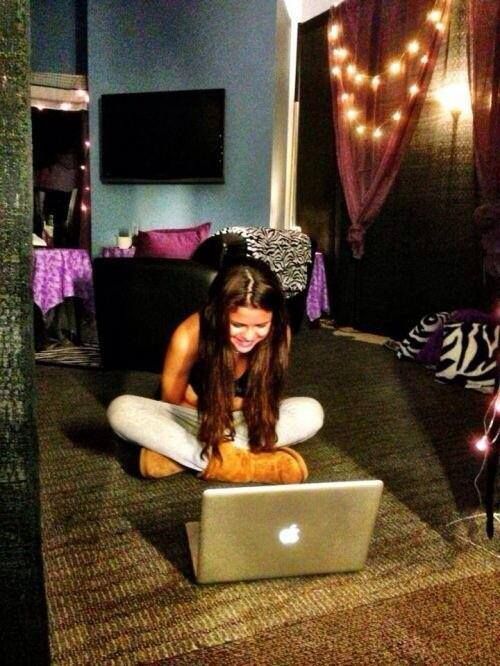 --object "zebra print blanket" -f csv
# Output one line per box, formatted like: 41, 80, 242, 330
216, 227, 312, 297
394, 311, 499, 393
